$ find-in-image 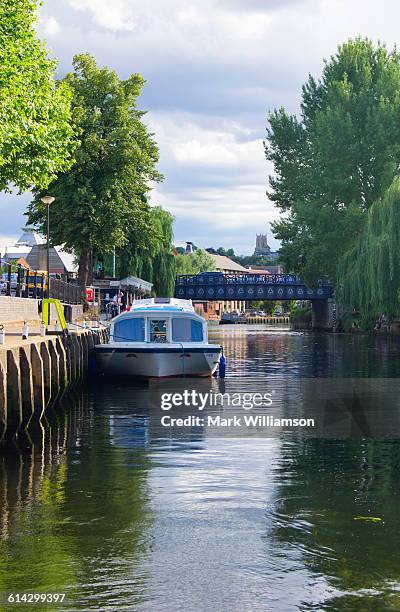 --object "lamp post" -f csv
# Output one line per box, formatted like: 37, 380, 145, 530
40, 196, 55, 298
